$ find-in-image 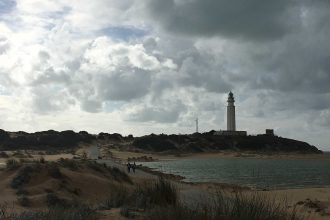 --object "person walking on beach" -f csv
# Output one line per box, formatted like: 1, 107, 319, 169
132, 162, 136, 173
127, 162, 131, 173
